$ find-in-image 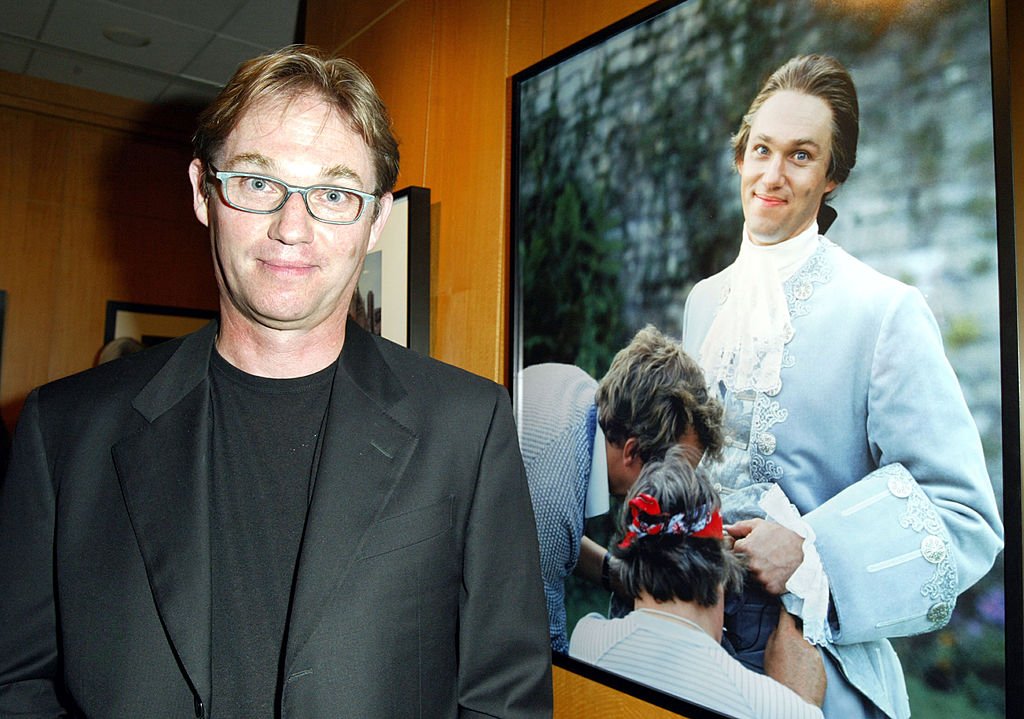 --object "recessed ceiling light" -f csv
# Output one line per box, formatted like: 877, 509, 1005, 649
102, 26, 151, 48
